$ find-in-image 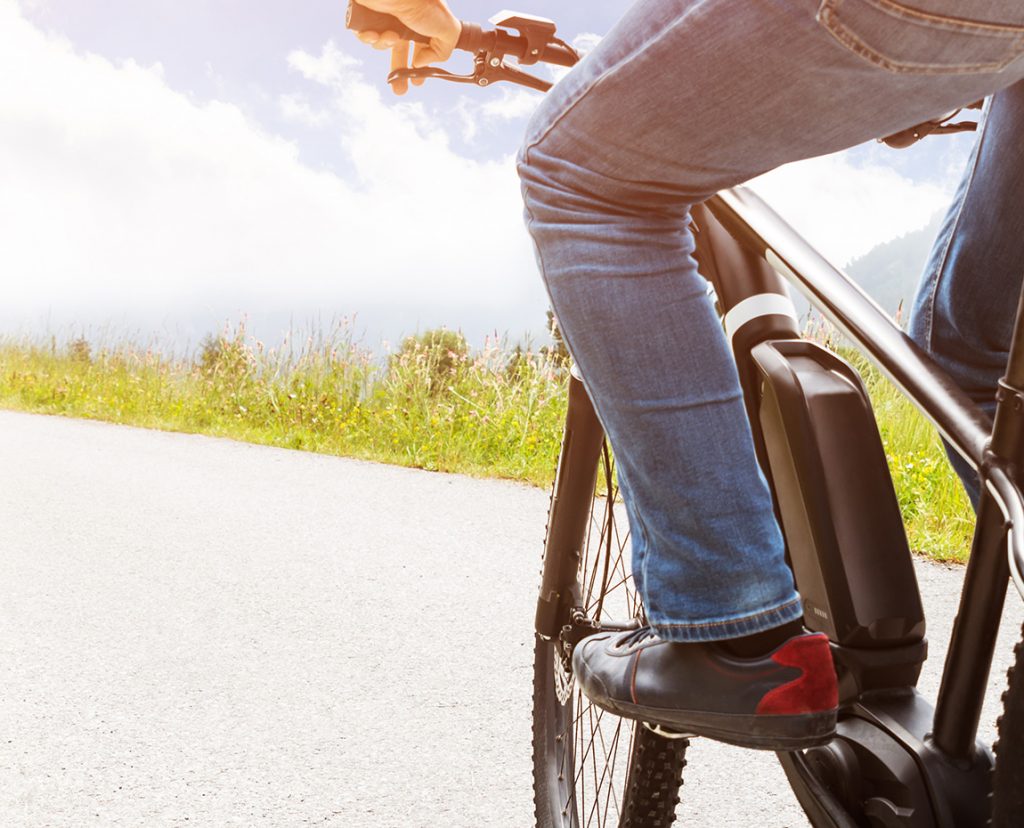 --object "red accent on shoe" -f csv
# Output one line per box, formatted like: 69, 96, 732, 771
755, 634, 839, 715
